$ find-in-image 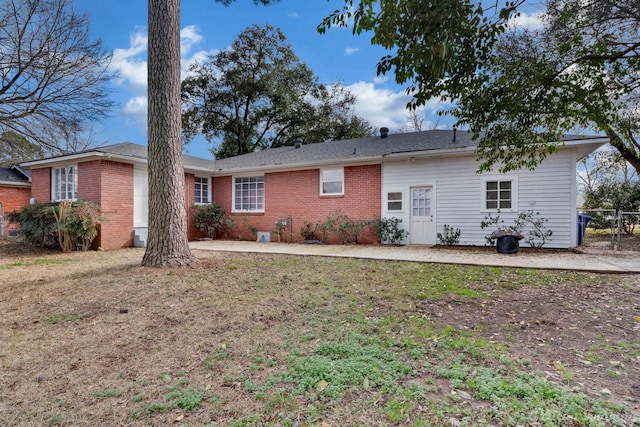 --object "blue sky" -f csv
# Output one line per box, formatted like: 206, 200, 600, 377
74, 0, 542, 159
